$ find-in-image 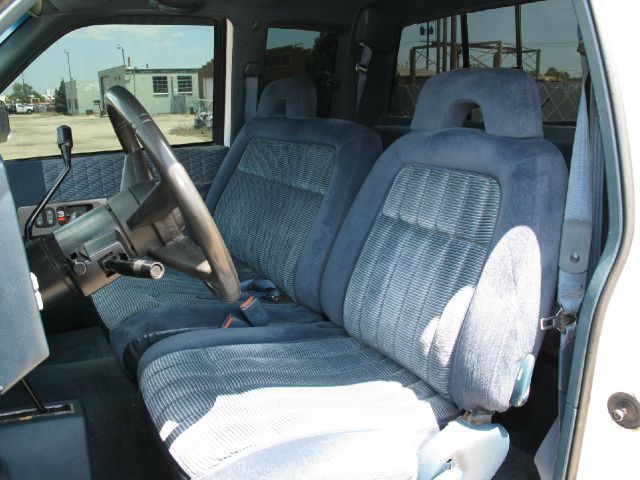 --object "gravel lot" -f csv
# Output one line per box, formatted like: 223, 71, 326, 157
0, 112, 212, 160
